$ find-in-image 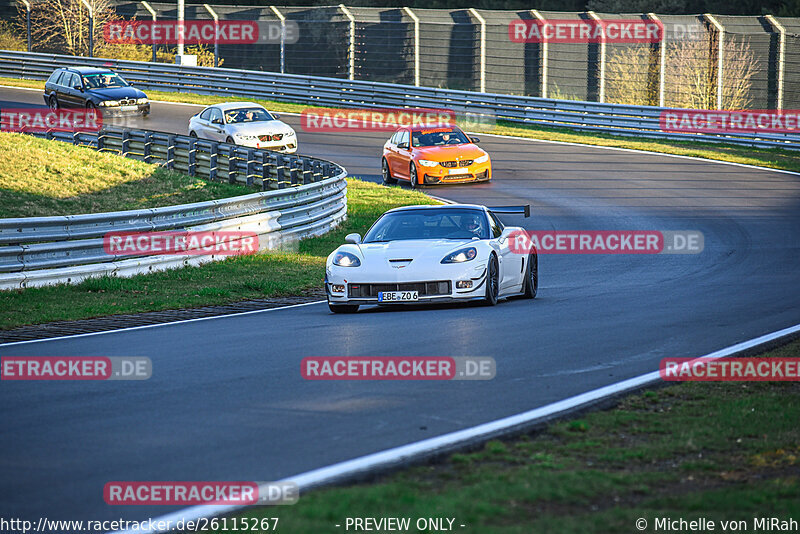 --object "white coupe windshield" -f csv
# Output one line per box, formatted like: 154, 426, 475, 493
224, 107, 275, 124
363, 209, 489, 242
